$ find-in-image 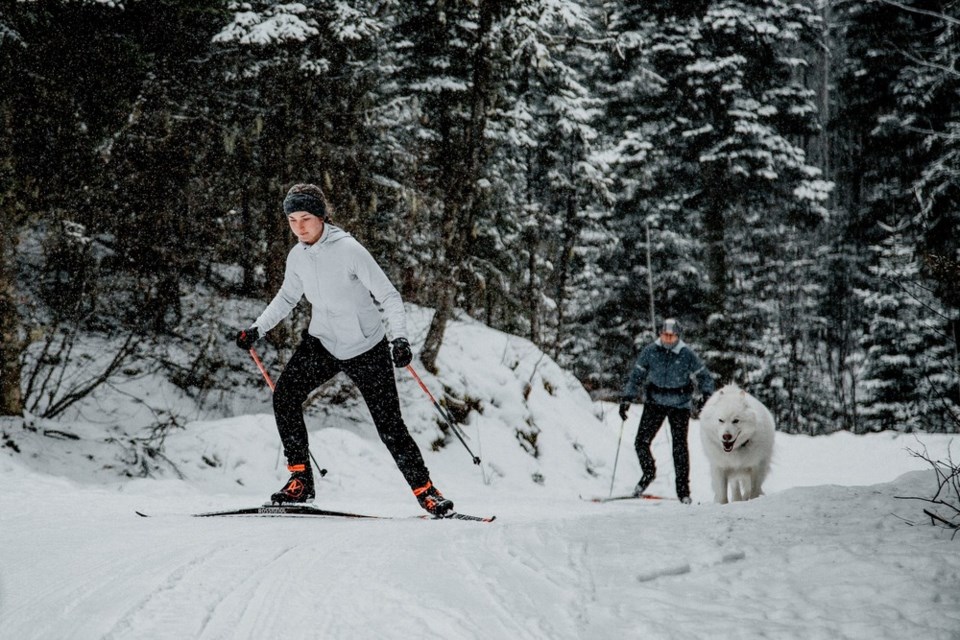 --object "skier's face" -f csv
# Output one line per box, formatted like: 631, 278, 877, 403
660, 331, 678, 347
288, 211, 324, 245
